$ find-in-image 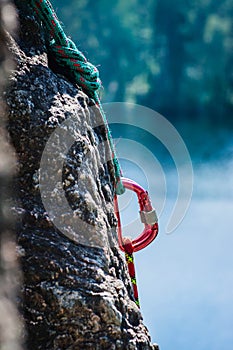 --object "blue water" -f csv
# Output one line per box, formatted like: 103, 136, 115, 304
118, 148, 233, 349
